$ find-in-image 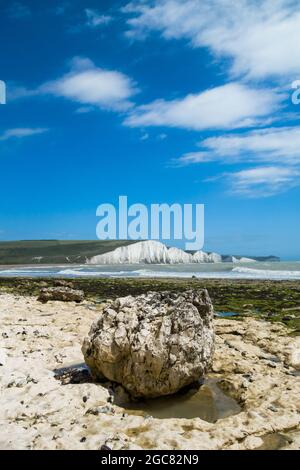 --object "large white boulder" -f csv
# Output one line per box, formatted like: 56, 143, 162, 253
82, 289, 215, 398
